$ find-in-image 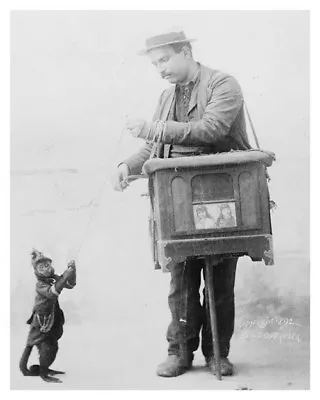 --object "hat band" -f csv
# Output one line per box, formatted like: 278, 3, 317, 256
146, 31, 188, 48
